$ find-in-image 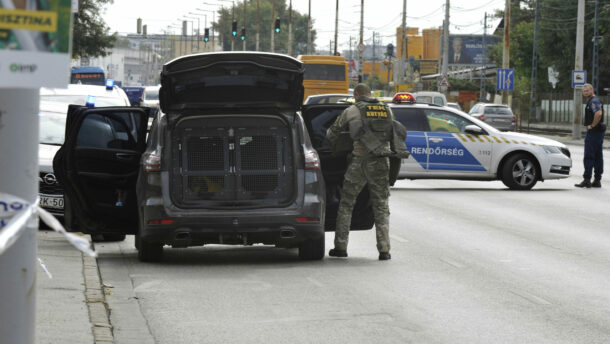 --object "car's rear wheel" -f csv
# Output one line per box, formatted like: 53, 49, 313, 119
137, 233, 163, 262
501, 153, 538, 190
298, 234, 325, 260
